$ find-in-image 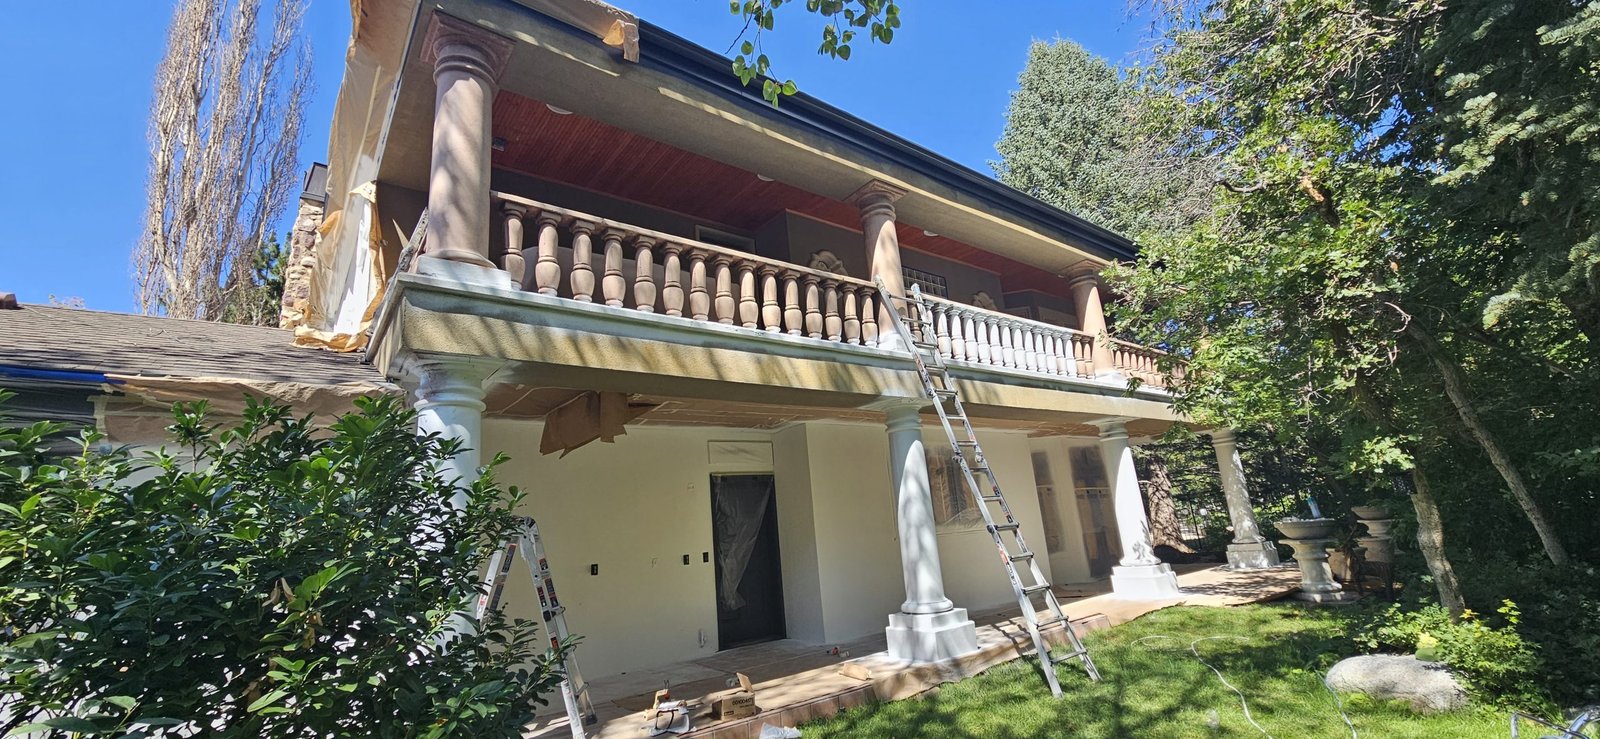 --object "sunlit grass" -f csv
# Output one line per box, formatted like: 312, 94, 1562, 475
803, 604, 1510, 738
